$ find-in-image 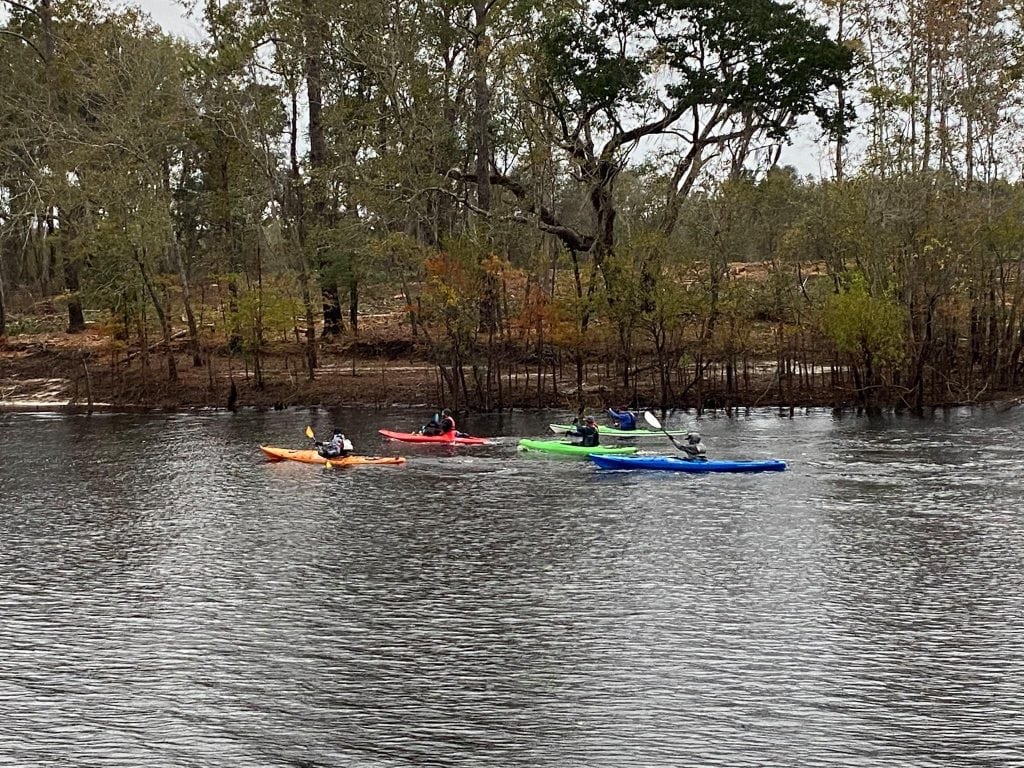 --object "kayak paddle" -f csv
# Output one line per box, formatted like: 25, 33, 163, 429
643, 410, 685, 451
306, 425, 324, 458
415, 412, 440, 435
